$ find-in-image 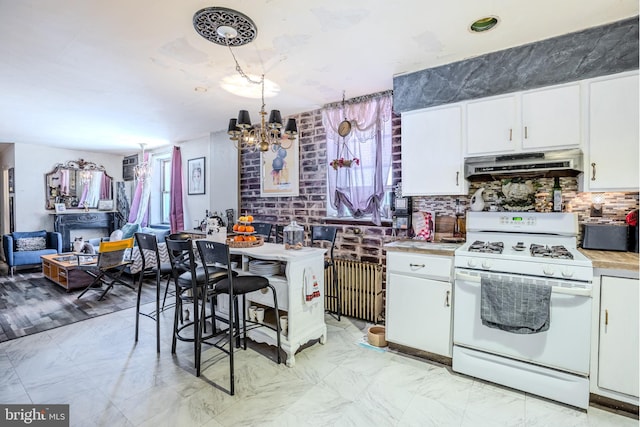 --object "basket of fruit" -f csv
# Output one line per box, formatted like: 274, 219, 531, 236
228, 214, 264, 248
227, 235, 263, 248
